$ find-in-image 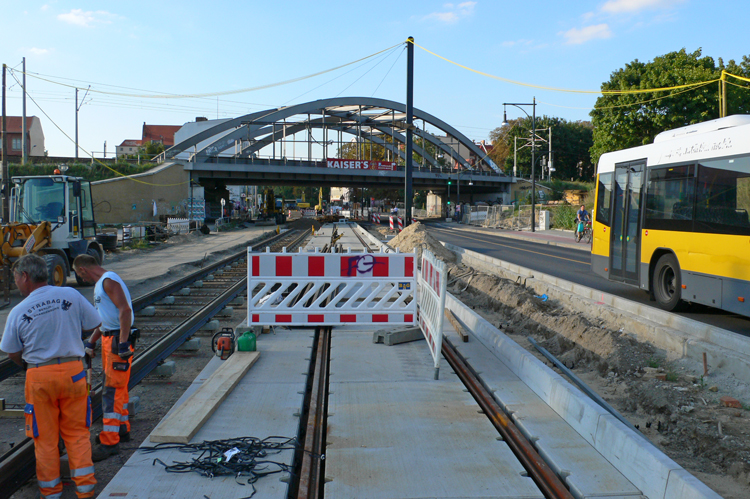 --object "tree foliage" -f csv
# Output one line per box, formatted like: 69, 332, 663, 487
488, 117, 594, 181
589, 48, 750, 165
